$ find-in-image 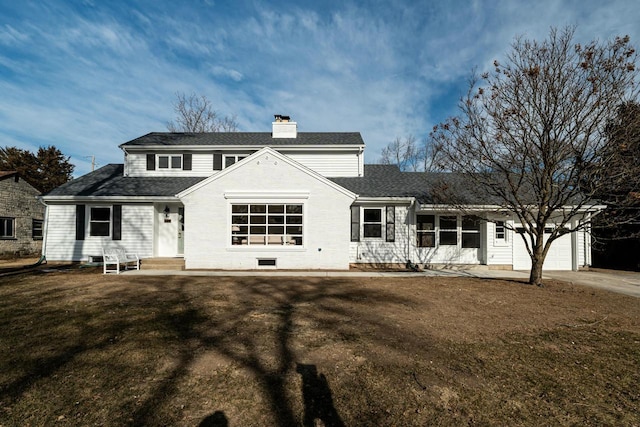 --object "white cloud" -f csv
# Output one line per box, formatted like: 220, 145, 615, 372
211, 65, 243, 81
0, 0, 639, 174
